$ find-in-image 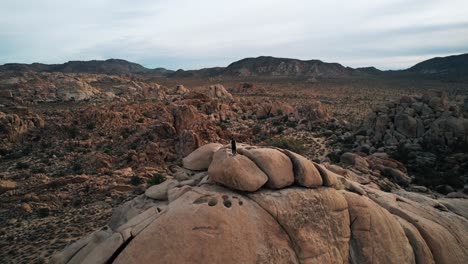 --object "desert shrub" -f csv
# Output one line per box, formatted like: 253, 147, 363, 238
137, 117, 145, 123
103, 147, 112, 154
31, 167, 46, 174
252, 124, 262, 134
4, 151, 24, 160
68, 126, 80, 139
37, 207, 50, 218
130, 175, 142, 186
72, 161, 82, 174
121, 128, 135, 139
122, 113, 129, 119
86, 122, 96, 130
148, 173, 166, 186
264, 137, 307, 154
143, 112, 151, 118
16, 162, 30, 169
286, 121, 297, 128
129, 141, 138, 150
272, 119, 282, 126
218, 122, 227, 130
276, 109, 283, 116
